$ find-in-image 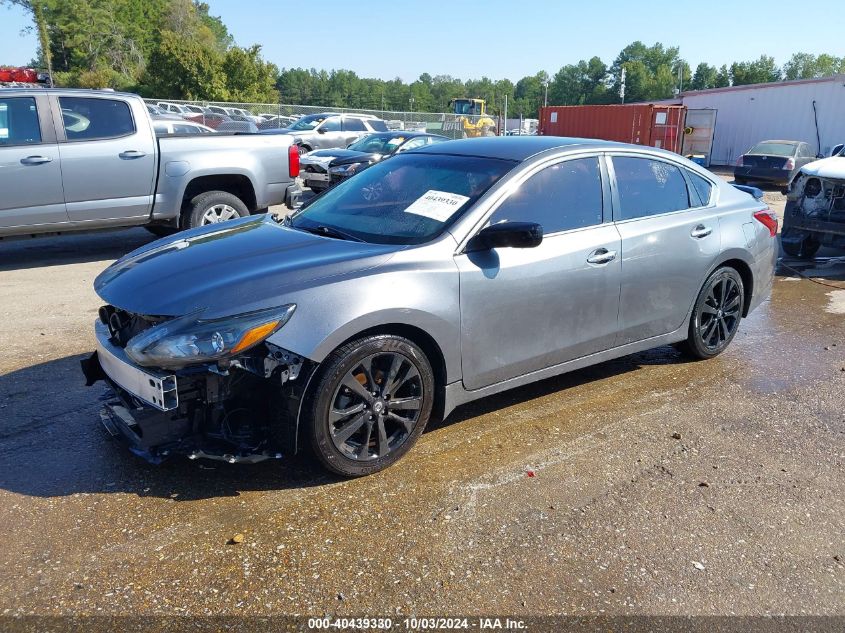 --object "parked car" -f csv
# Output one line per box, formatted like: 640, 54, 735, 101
182, 104, 210, 116
782, 148, 845, 257
81, 136, 777, 477
734, 140, 820, 188
205, 105, 262, 124
216, 120, 259, 133
185, 112, 231, 129
258, 115, 299, 130
301, 131, 449, 192
157, 101, 193, 117
0, 88, 301, 238
152, 119, 216, 135
260, 113, 388, 154
146, 104, 182, 120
